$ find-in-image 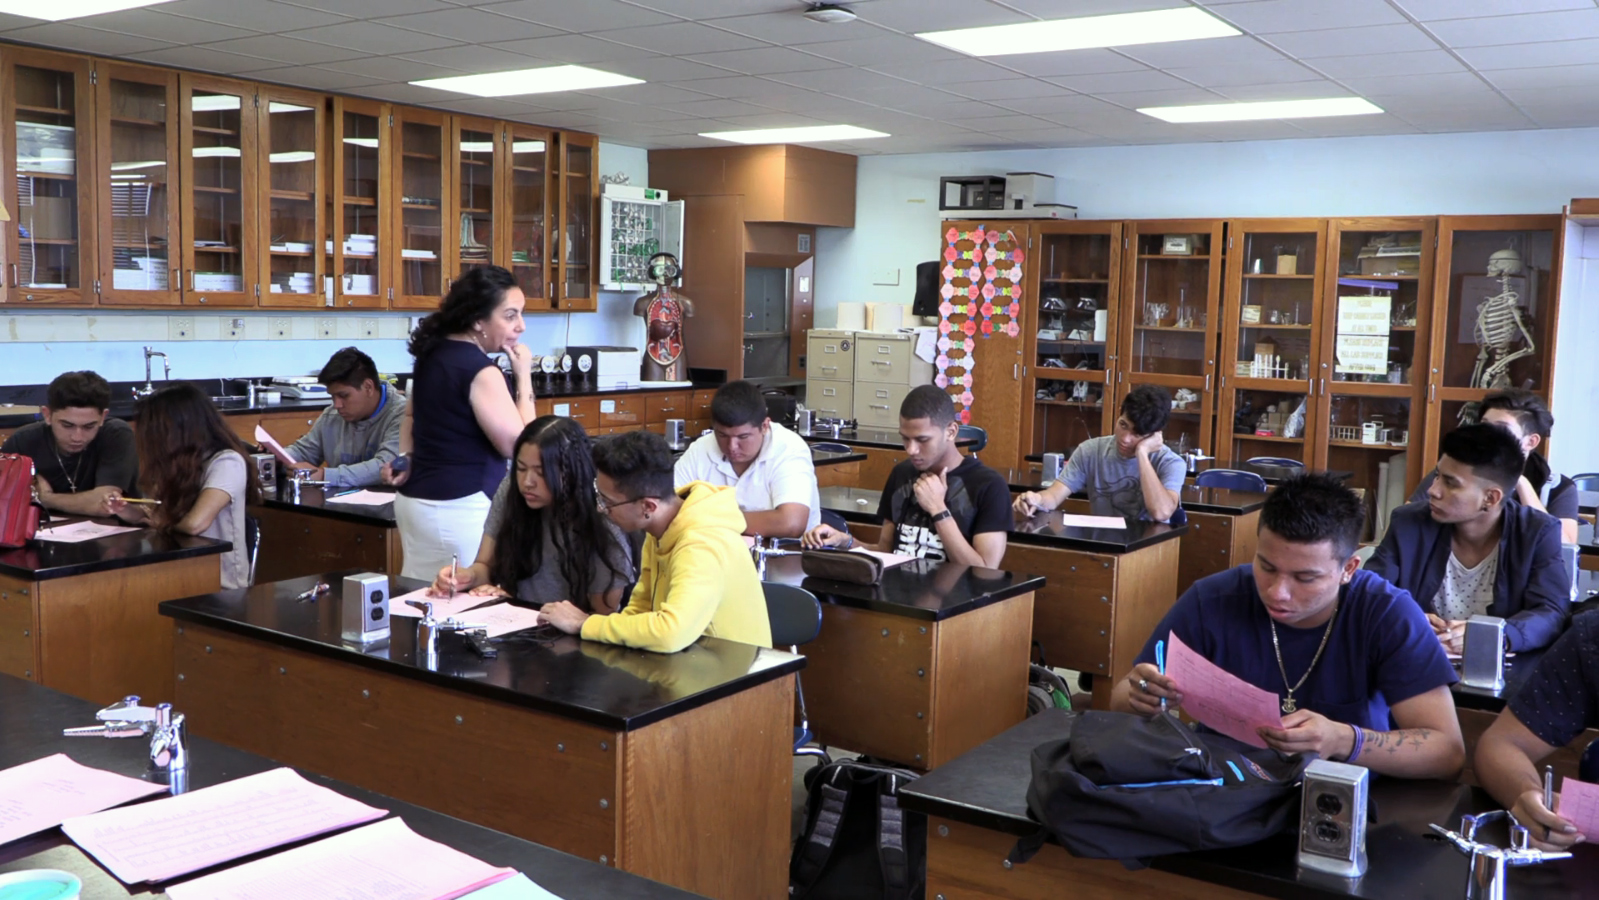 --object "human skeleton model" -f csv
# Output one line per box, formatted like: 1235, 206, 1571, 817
632, 252, 694, 382
1470, 247, 1536, 393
